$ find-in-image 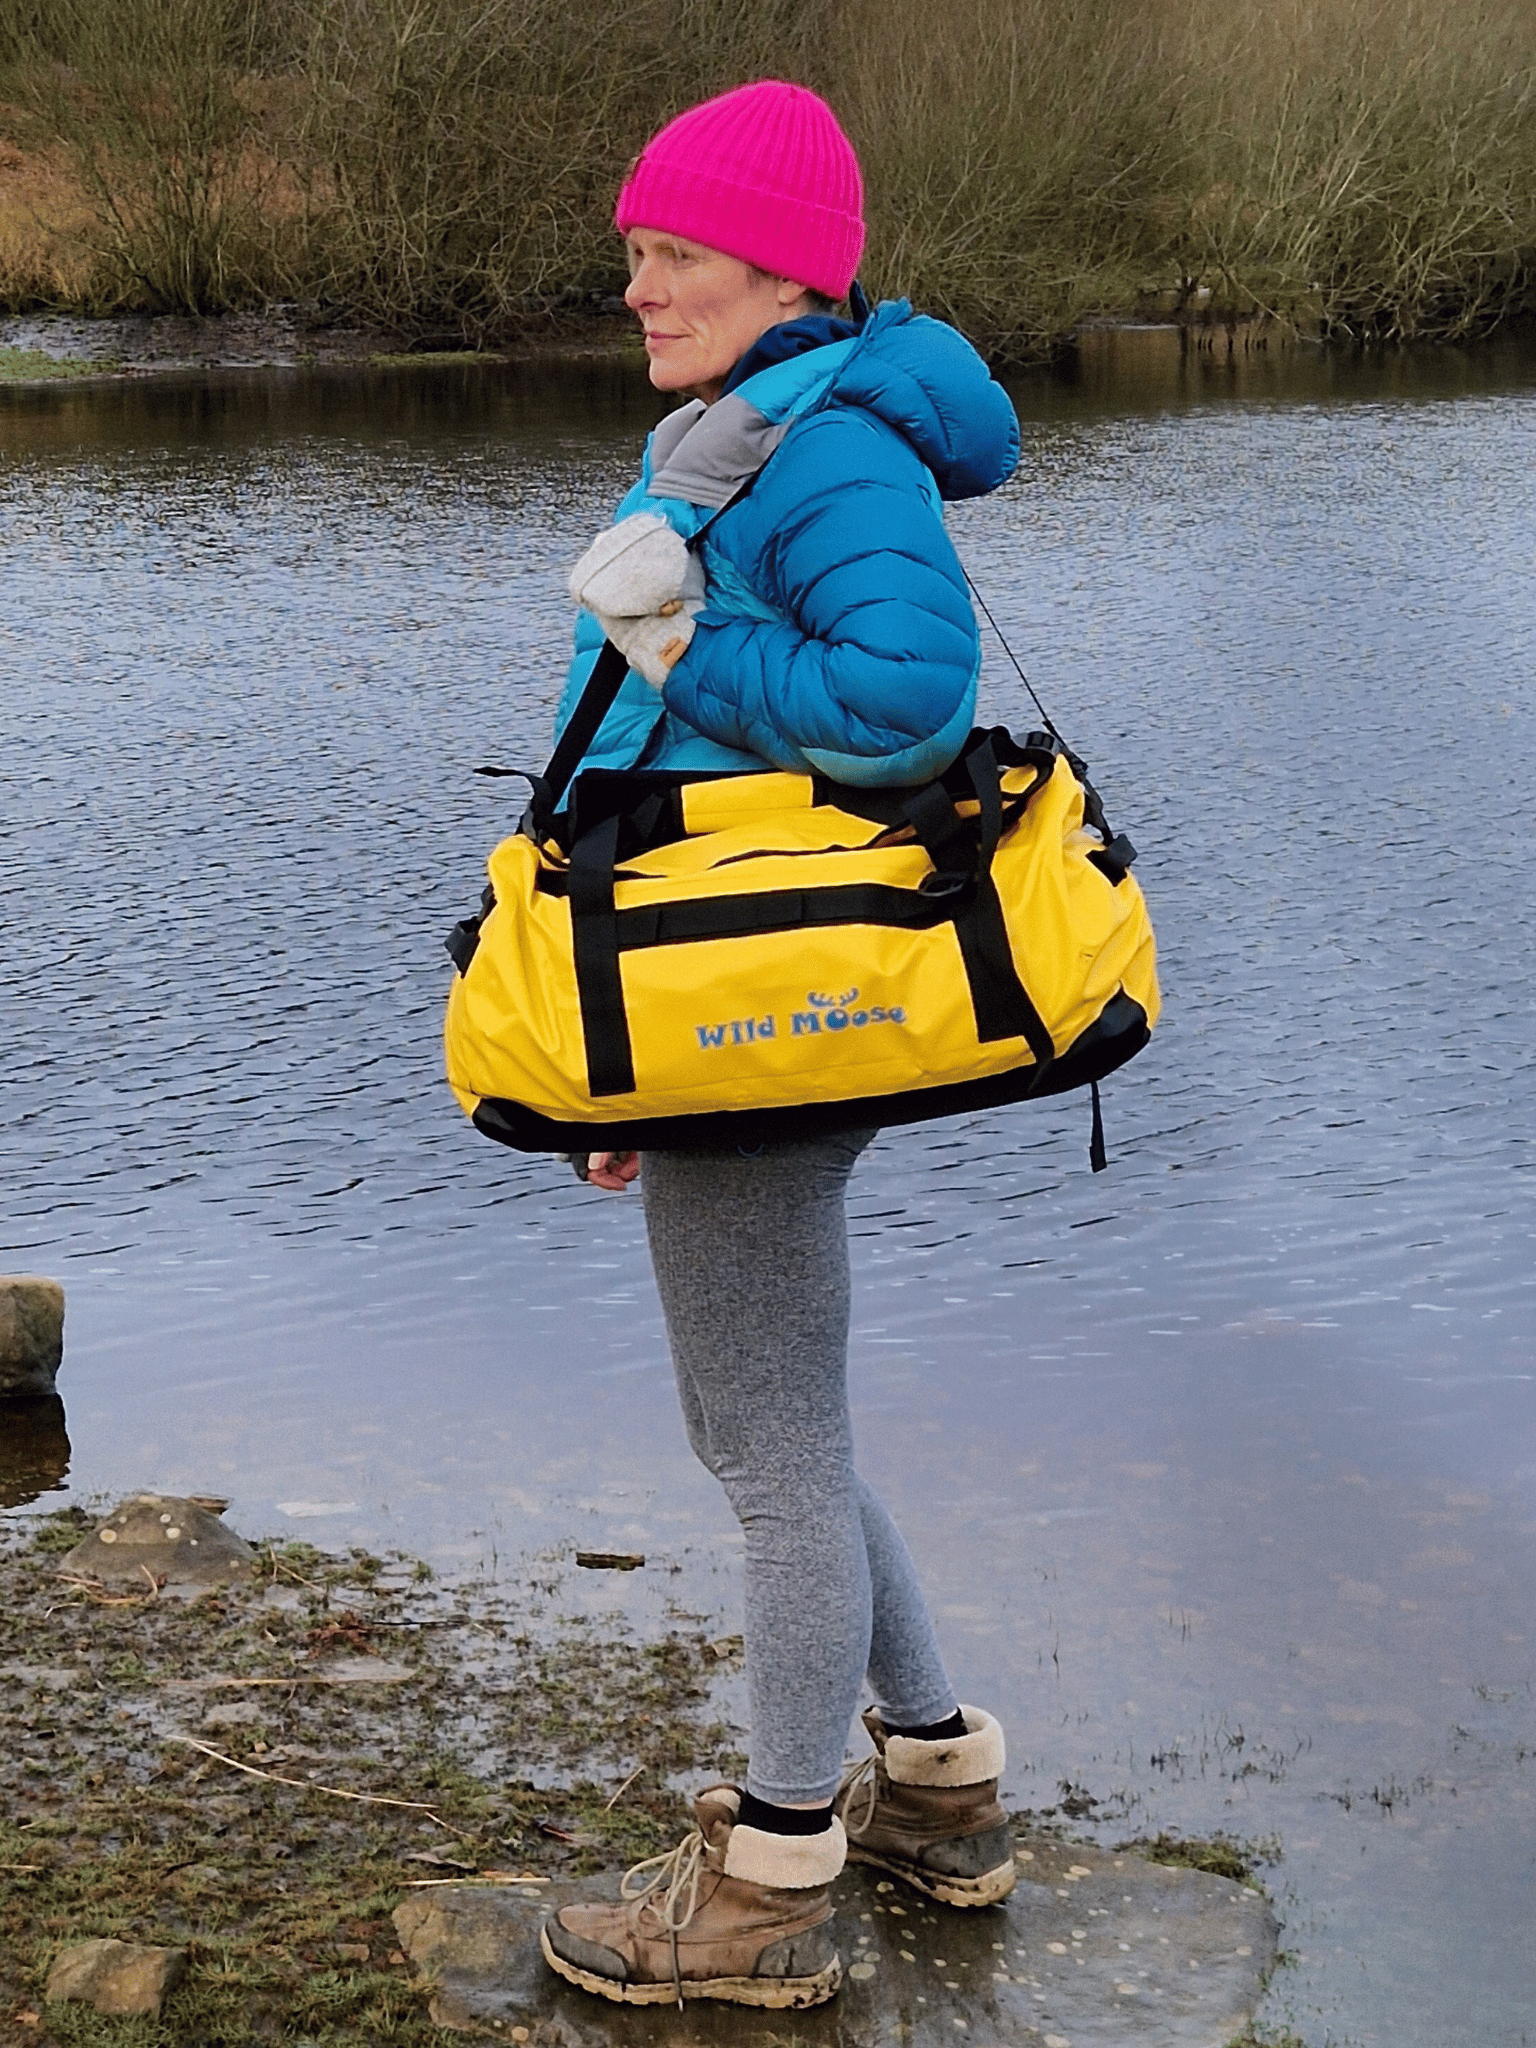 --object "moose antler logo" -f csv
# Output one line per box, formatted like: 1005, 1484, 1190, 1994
806, 988, 859, 1009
